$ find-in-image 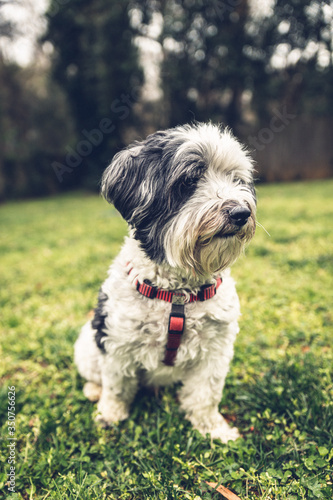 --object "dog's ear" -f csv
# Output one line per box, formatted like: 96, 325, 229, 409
101, 146, 143, 222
